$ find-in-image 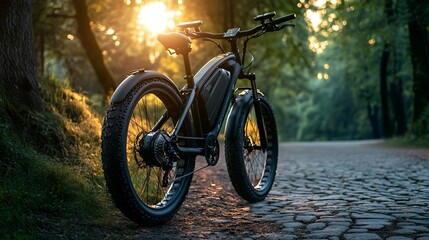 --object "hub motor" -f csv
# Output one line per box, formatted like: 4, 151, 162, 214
139, 130, 171, 167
